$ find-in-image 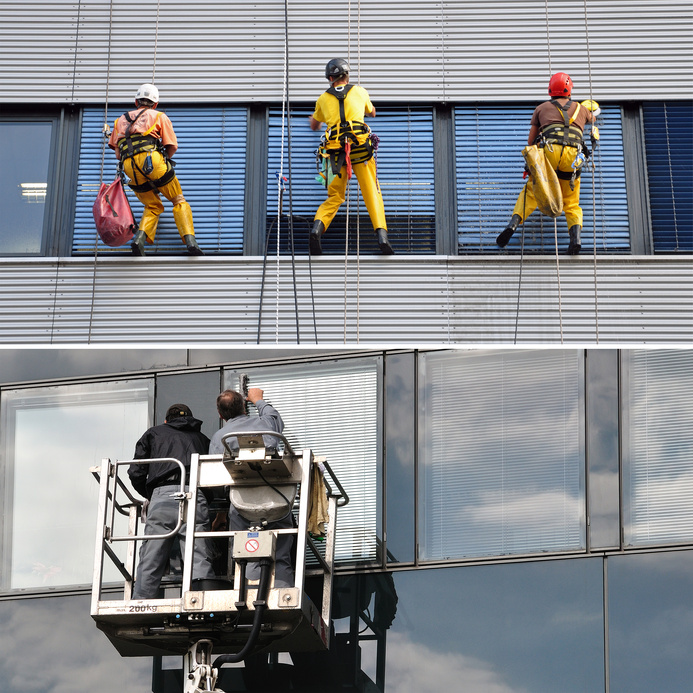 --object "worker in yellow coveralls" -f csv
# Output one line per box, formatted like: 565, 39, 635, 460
308, 59, 393, 255
108, 83, 203, 256
497, 72, 599, 255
